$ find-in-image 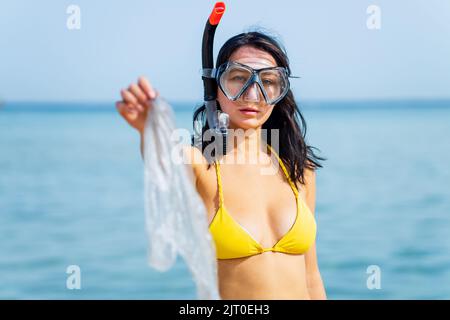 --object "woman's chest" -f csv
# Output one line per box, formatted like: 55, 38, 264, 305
196, 163, 304, 243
